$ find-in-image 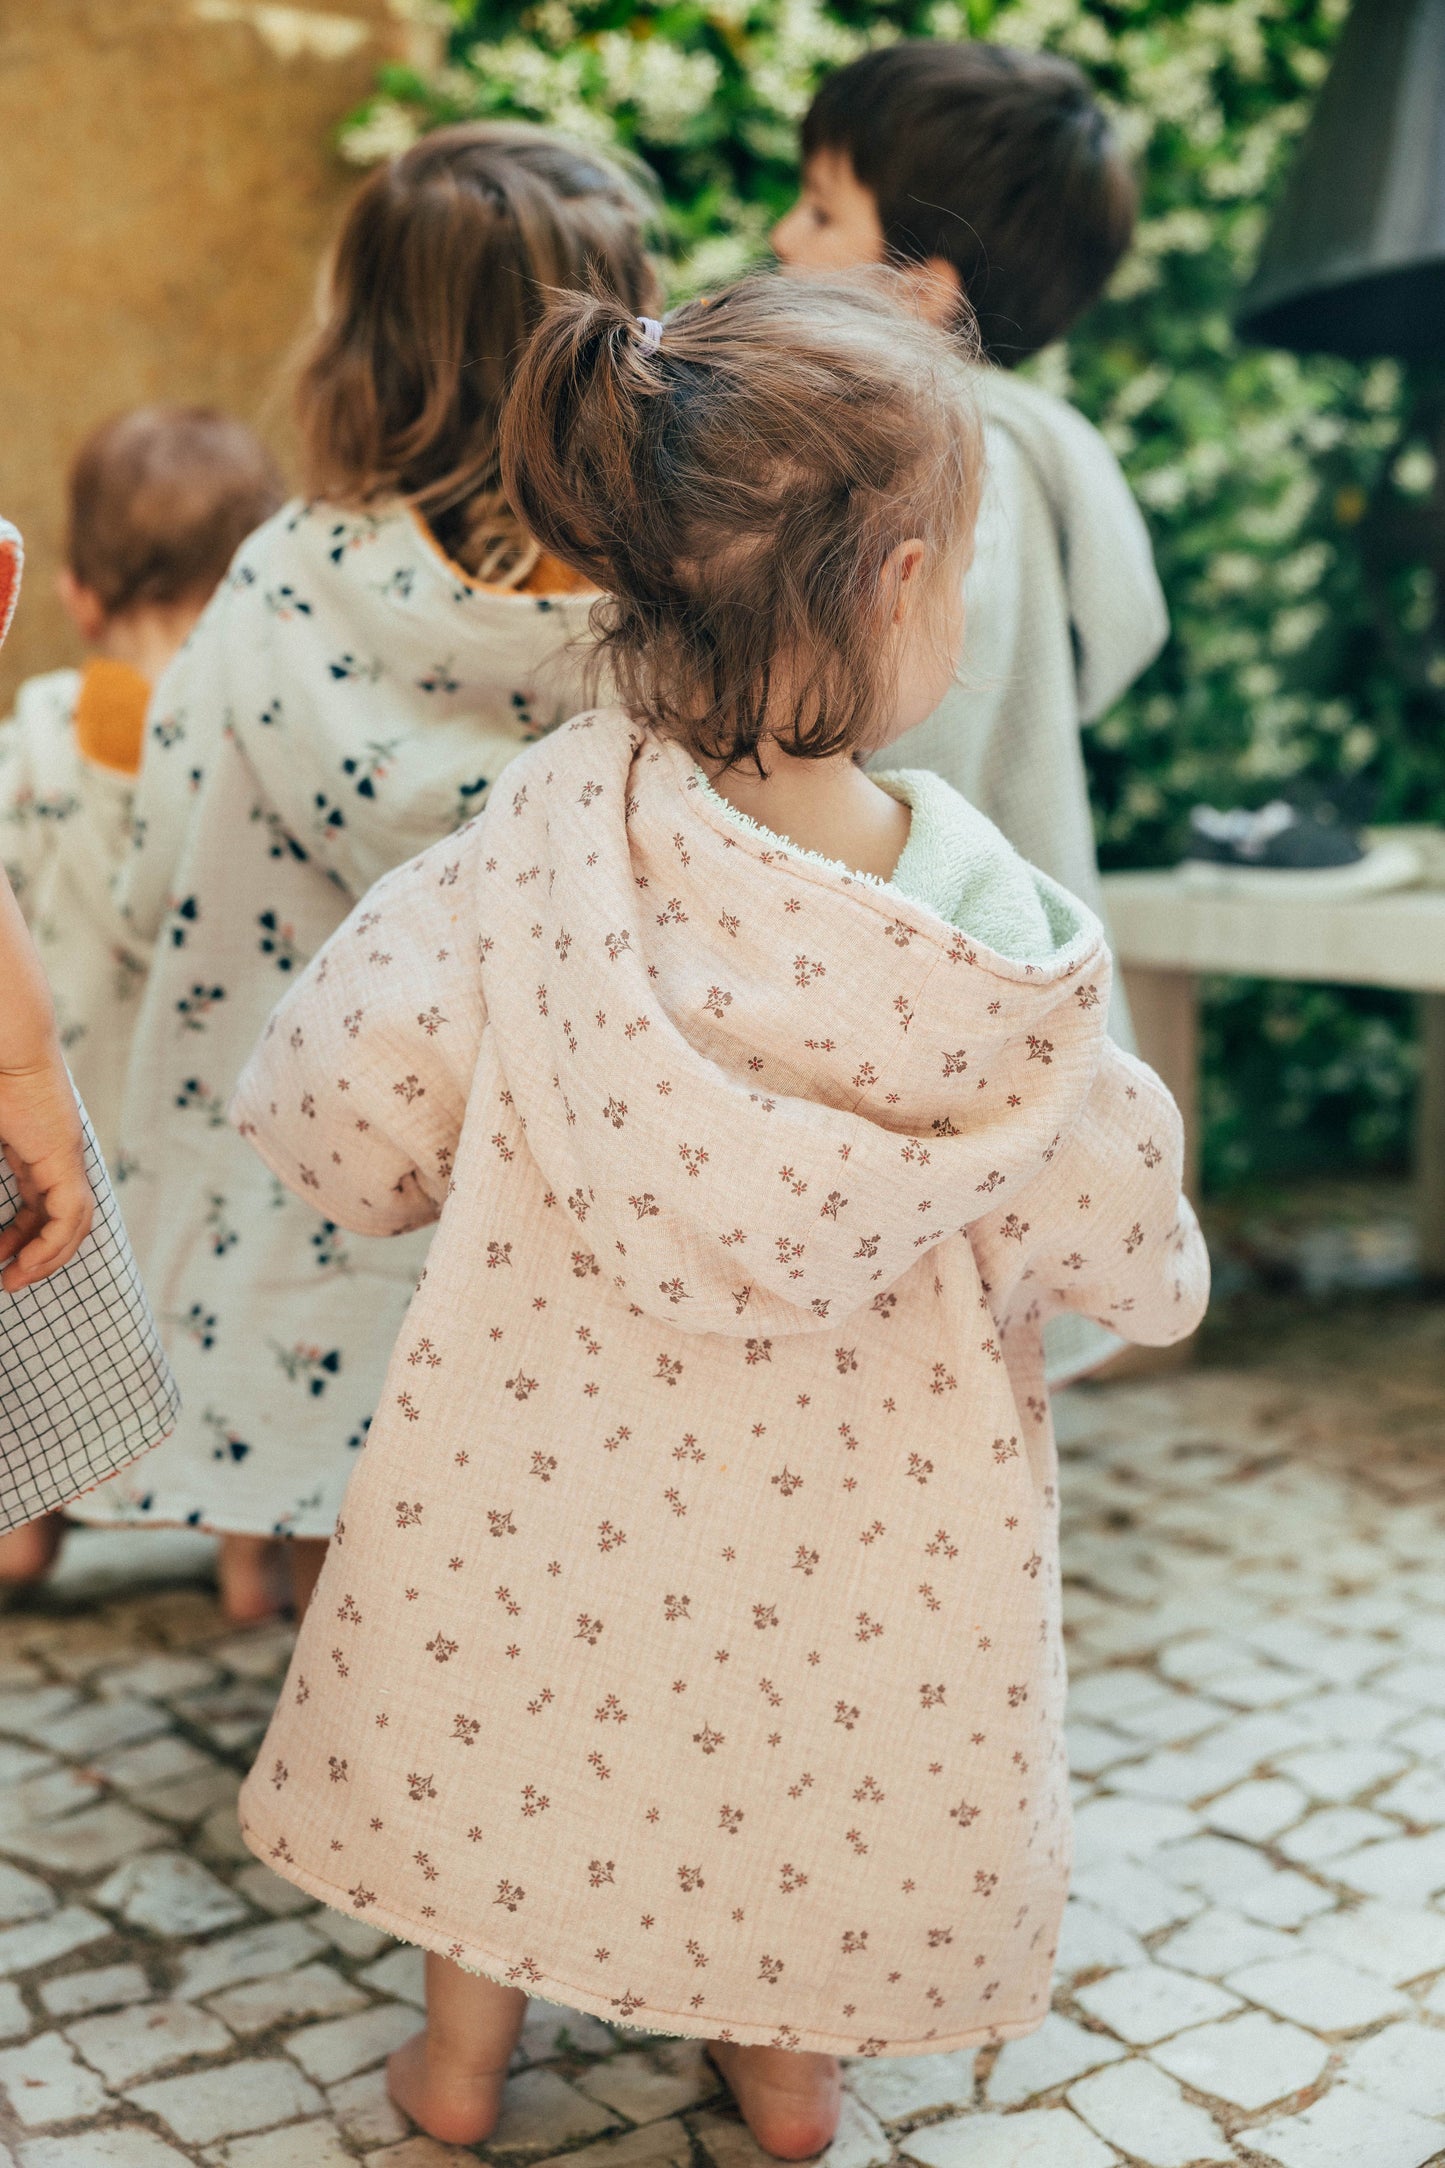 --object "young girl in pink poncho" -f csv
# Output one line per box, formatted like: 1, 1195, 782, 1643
228, 275, 1208, 2157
